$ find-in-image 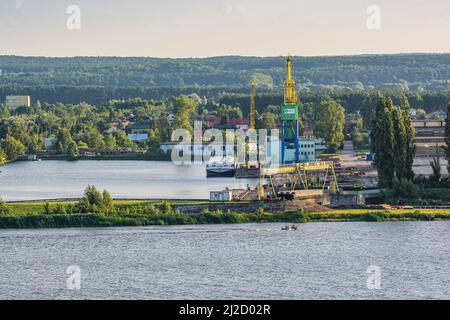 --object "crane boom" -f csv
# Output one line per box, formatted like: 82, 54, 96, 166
249, 80, 256, 129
